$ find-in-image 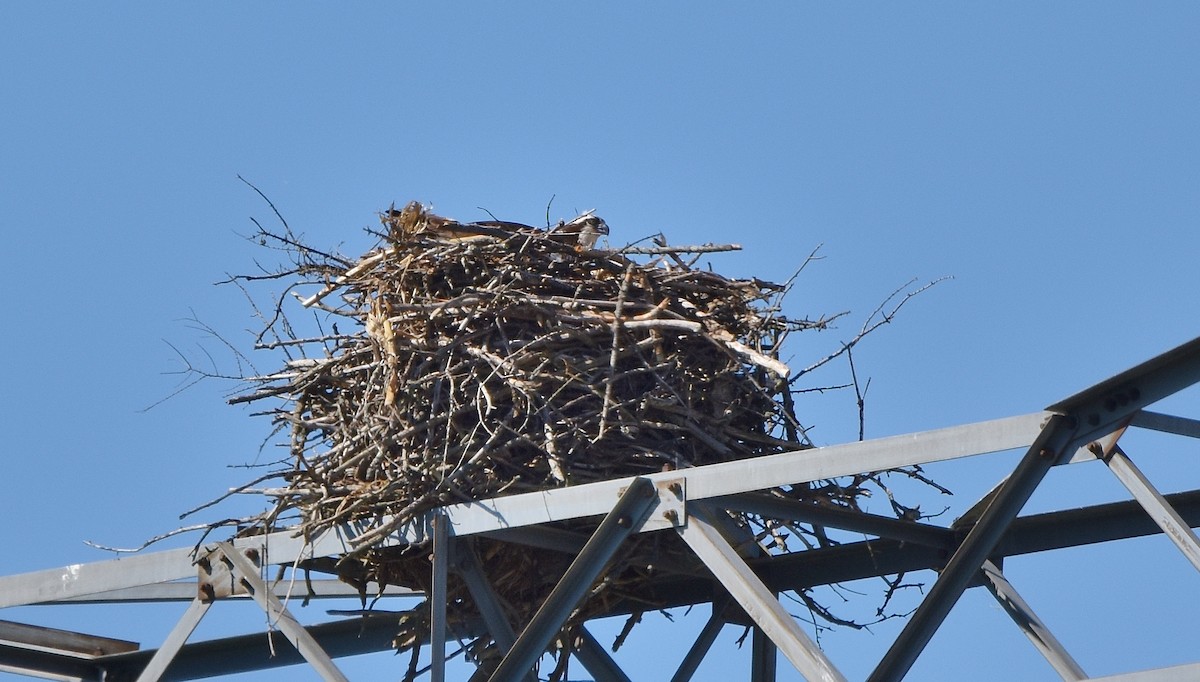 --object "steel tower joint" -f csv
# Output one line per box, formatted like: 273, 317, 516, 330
486, 477, 659, 682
